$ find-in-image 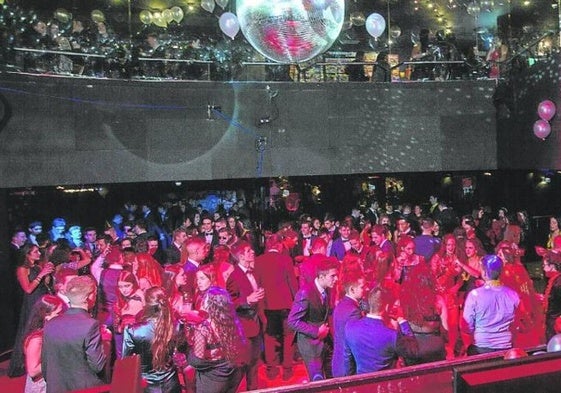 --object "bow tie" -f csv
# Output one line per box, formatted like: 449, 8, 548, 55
245, 268, 254, 275
205, 232, 213, 236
